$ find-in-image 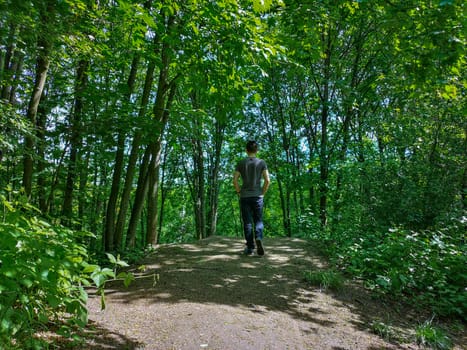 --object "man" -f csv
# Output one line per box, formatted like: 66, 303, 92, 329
233, 140, 270, 256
